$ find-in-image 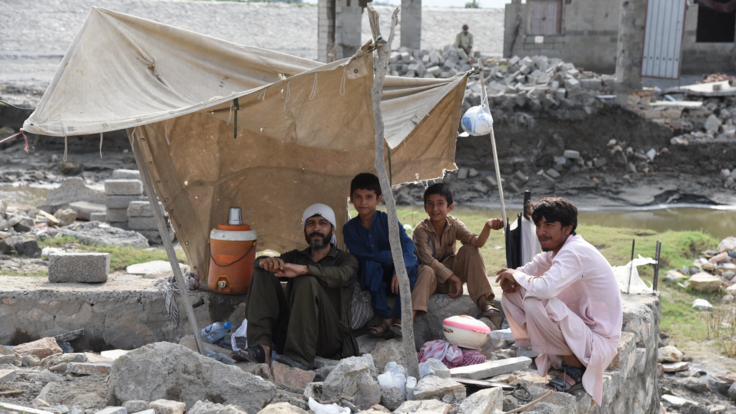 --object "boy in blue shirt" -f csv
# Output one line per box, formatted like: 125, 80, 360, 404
342, 173, 432, 337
